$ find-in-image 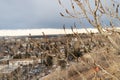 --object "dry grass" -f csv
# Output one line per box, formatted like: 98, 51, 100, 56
40, 29, 120, 80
